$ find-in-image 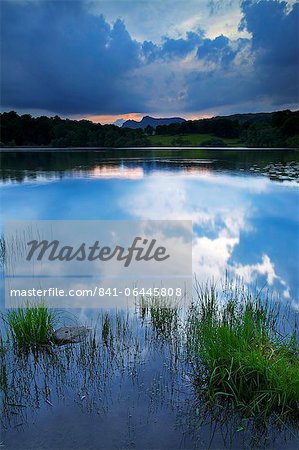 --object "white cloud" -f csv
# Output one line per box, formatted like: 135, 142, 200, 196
193, 235, 239, 280
233, 254, 292, 299
120, 173, 253, 281
119, 171, 296, 307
